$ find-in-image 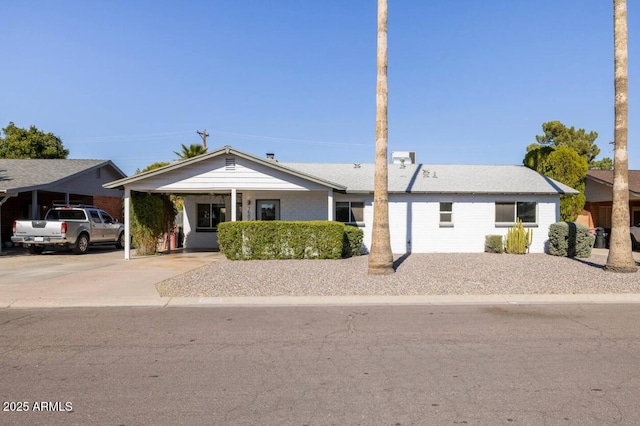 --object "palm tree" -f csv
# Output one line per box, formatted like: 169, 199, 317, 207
174, 143, 208, 160
605, 0, 637, 272
368, 0, 394, 275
